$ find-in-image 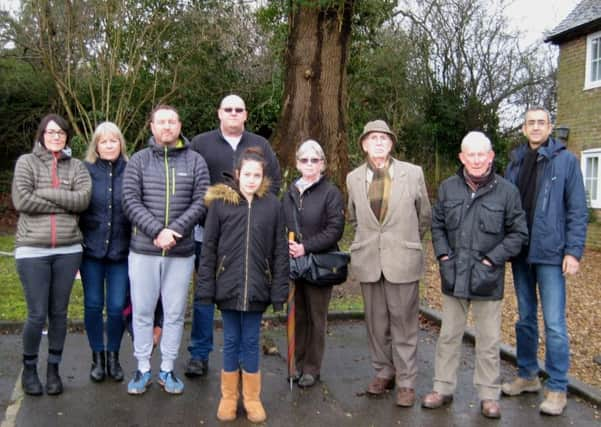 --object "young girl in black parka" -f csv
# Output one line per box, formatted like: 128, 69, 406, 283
196, 147, 288, 423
